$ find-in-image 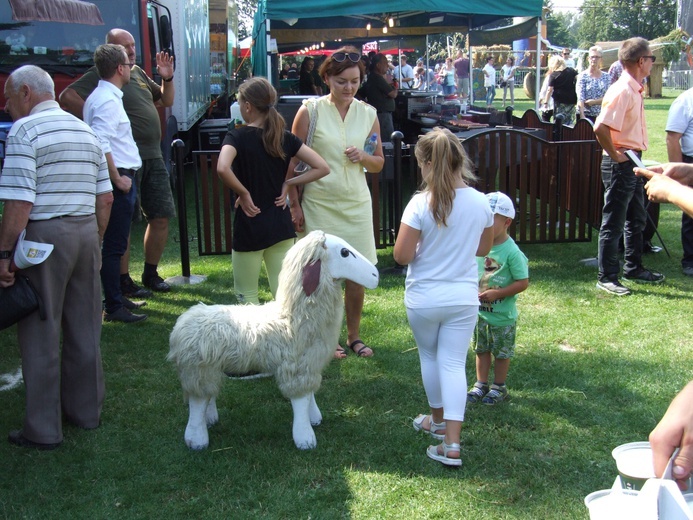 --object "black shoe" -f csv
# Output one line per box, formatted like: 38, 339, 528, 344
103, 307, 148, 323
142, 274, 171, 293
121, 276, 152, 298
623, 268, 665, 284
8, 430, 60, 450
596, 280, 631, 296
122, 297, 146, 310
